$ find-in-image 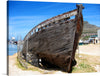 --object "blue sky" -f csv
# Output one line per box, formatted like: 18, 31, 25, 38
8, 1, 100, 40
